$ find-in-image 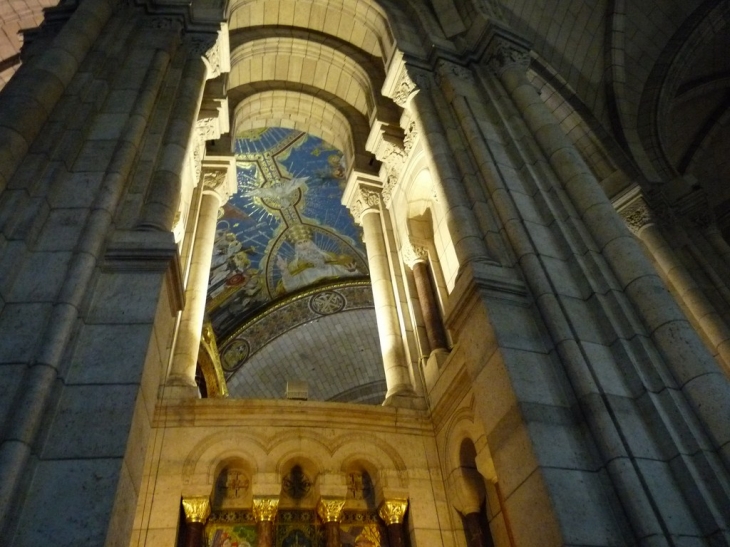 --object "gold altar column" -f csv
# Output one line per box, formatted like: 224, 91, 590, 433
181, 496, 211, 547
317, 497, 346, 547
252, 497, 279, 547
167, 158, 236, 394
347, 178, 416, 404
378, 499, 409, 547
403, 242, 449, 353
